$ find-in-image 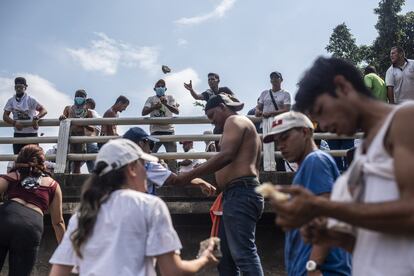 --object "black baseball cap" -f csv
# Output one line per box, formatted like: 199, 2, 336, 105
123, 127, 159, 143
270, 71, 283, 80
205, 94, 244, 112
14, 77, 27, 86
